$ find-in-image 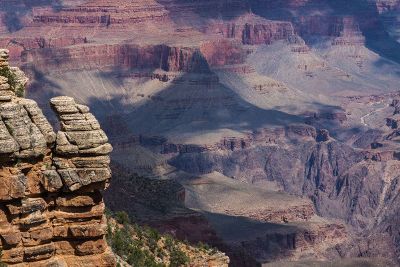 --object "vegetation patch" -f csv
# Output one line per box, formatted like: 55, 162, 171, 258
106, 211, 220, 267
0, 67, 24, 97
